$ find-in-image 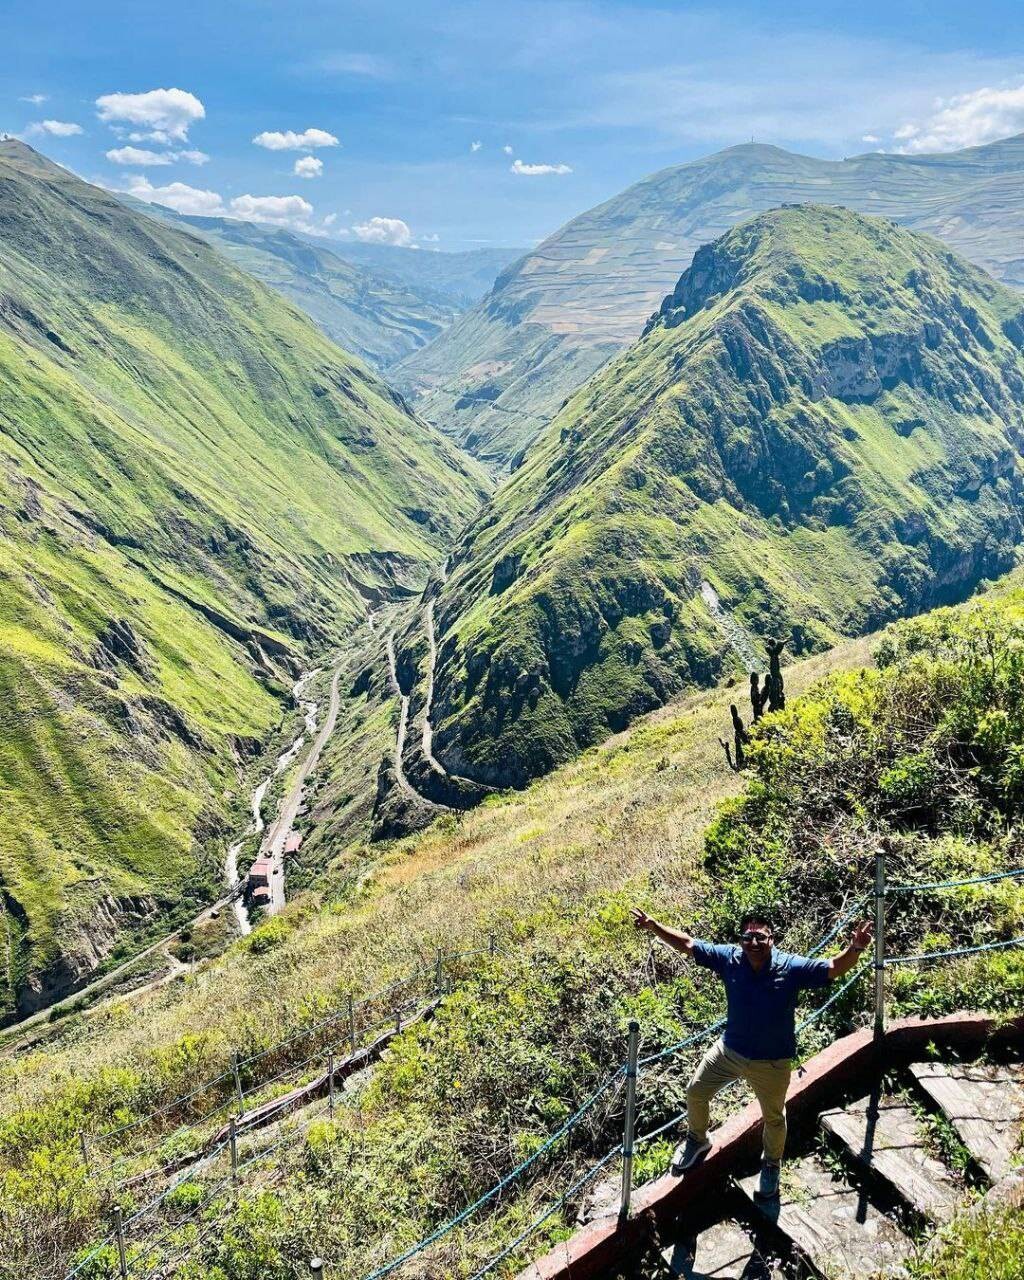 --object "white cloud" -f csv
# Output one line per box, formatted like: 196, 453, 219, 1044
26, 119, 83, 137
126, 176, 225, 216
96, 88, 205, 143
126, 177, 326, 233
351, 216, 412, 246
503, 144, 514, 155
891, 82, 1024, 153
323, 212, 337, 226
861, 134, 880, 143
294, 155, 323, 178
470, 140, 482, 152
510, 158, 572, 175
108, 145, 208, 167
107, 146, 172, 166
19, 93, 48, 105
229, 193, 315, 227
252, 128, 338, 151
